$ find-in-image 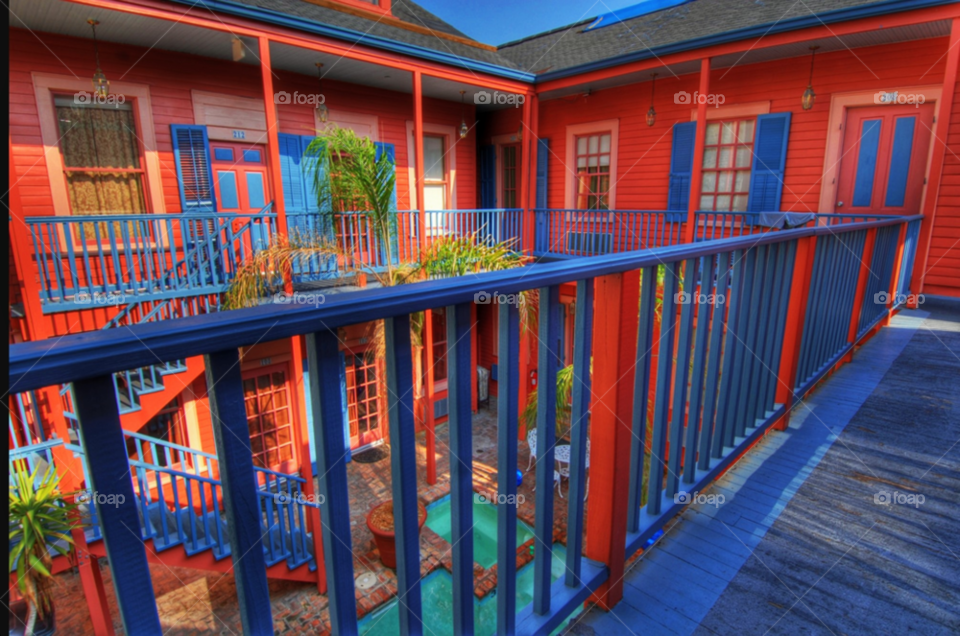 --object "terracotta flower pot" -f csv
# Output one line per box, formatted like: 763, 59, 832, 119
366, 500, 427, 569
